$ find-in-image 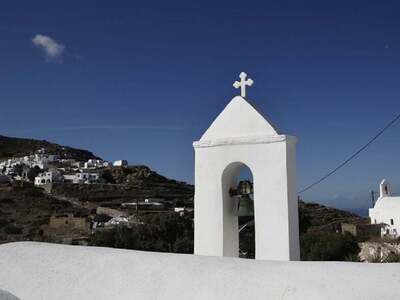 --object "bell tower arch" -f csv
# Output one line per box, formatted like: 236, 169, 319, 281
193, 73, 300, 261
